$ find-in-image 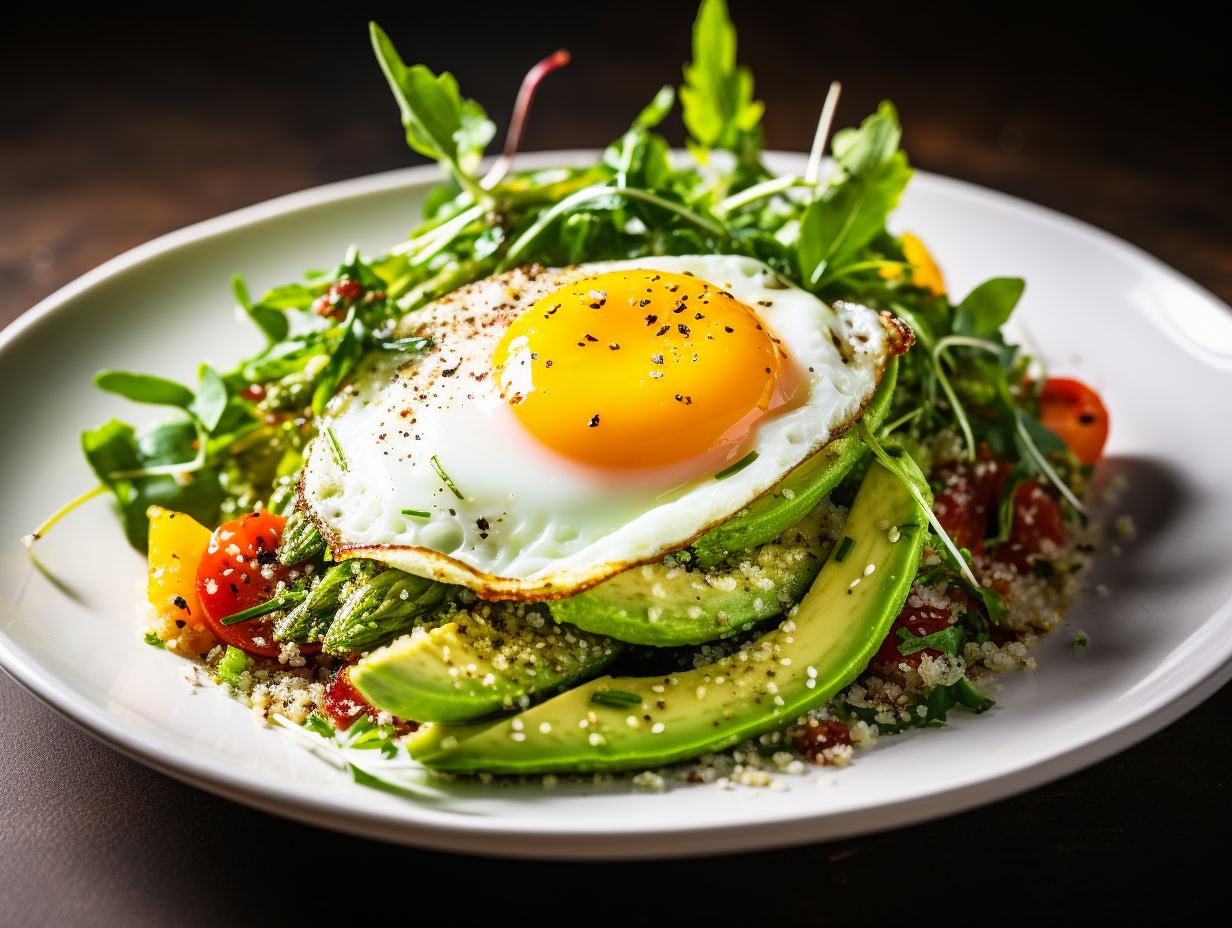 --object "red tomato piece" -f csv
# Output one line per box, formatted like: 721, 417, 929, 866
1038, 378, 1108, 465
993, 482, 1065, 574
931, 451, 1008, 555
196, 510, 317, 657
325, 666, 419, 733
874, 603, 955, 668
